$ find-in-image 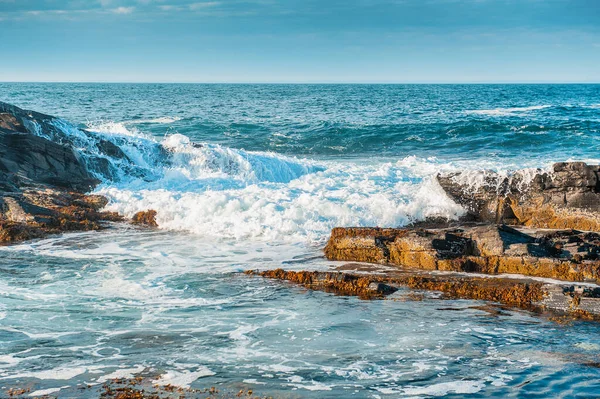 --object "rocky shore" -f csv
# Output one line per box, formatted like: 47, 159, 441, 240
0, 101, 155, 243
252, 162, 600, 320
4, 100, 600, 322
